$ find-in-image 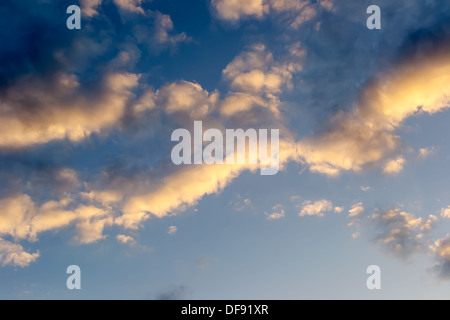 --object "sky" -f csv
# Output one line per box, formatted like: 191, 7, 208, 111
0, 0, 450, 300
